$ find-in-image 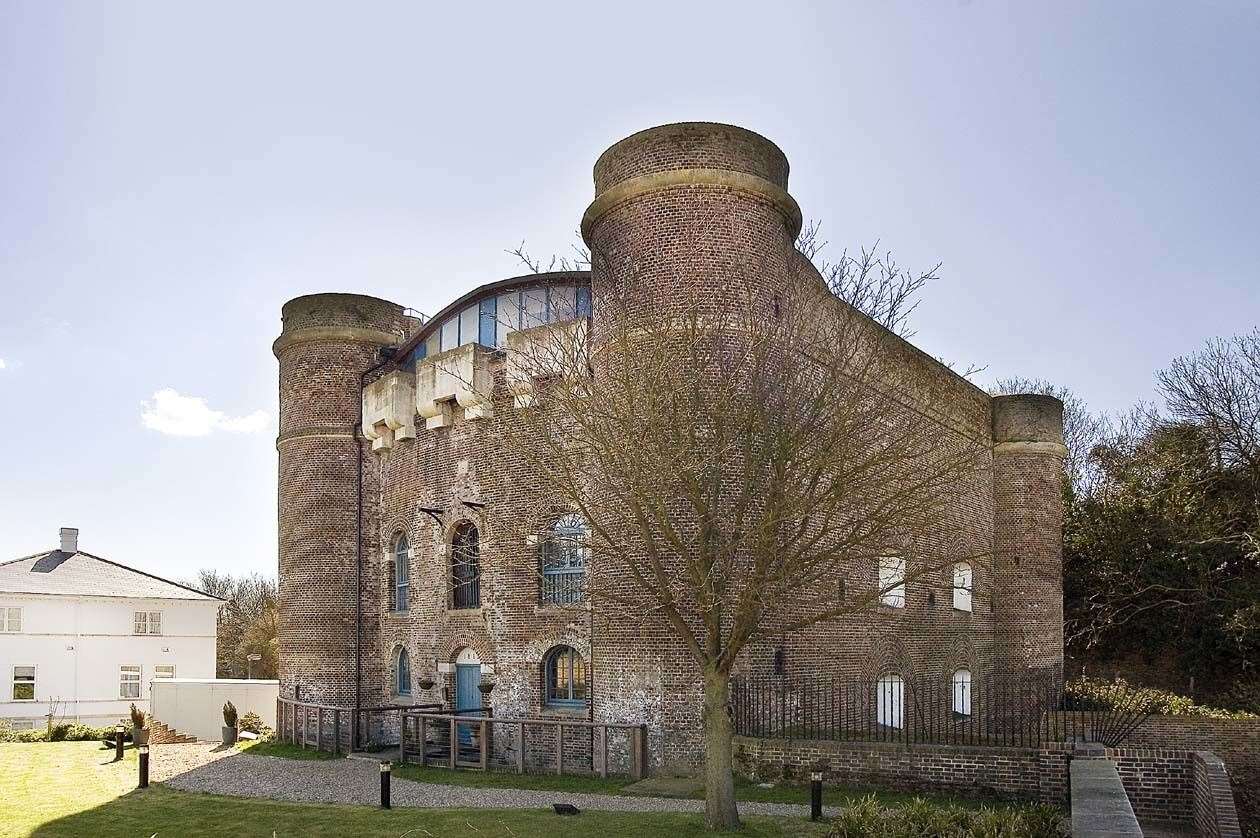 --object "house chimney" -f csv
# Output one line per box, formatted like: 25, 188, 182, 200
59, 527, 79, 554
